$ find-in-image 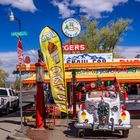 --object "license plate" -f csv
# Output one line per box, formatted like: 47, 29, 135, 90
98, 125, 109, 130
